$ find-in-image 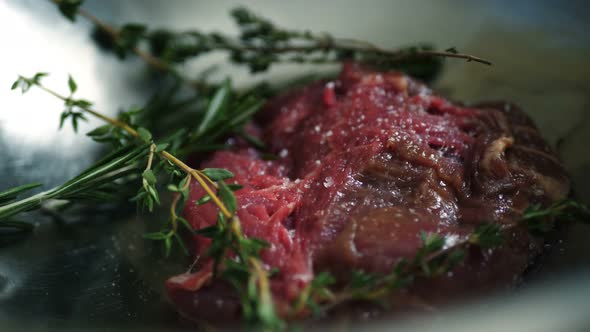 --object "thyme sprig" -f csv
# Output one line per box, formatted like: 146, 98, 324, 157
294, 200, 590, 317
206, 215, 283, 329
522, 199, 590, 233
52, 0, 490, 85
